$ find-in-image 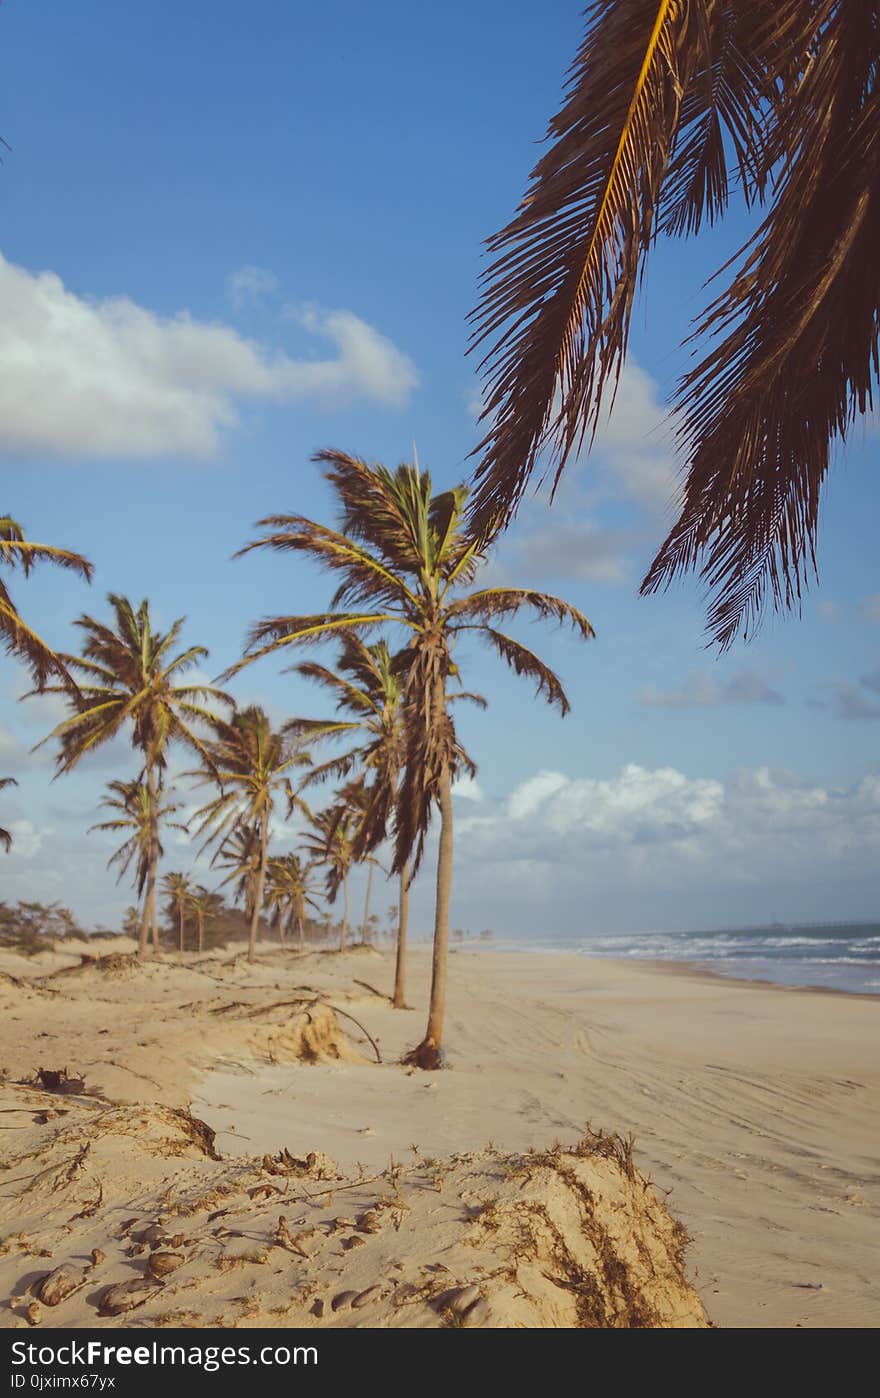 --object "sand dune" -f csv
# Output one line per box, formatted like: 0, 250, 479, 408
0, 939, 876, 1327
